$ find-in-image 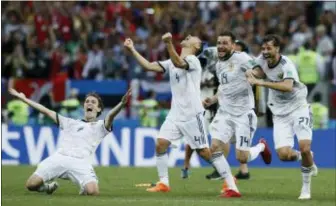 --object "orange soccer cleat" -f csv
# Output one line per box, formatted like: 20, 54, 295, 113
221, 177, 238, 193
146, 182, 171, 193
220, 189, 242, 198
